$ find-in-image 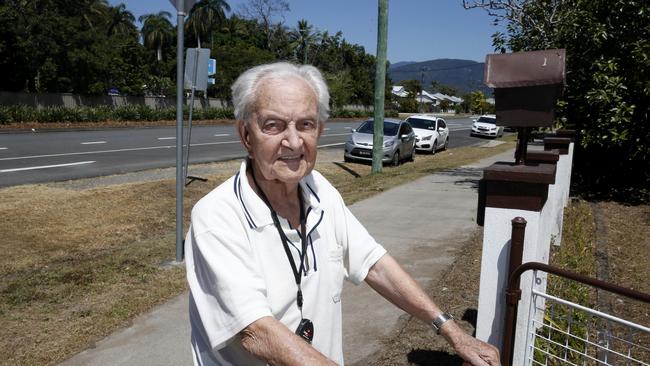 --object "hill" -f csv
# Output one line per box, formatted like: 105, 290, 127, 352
388, 59, 492, 96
